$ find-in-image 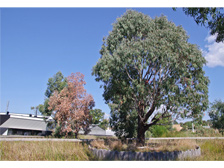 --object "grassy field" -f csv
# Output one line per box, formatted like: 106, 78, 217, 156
0, 139, 223, 161
146, 139, 224, 160
90, 138, 224, 160
0, 141, 97, 161
184, 139, 224, 161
